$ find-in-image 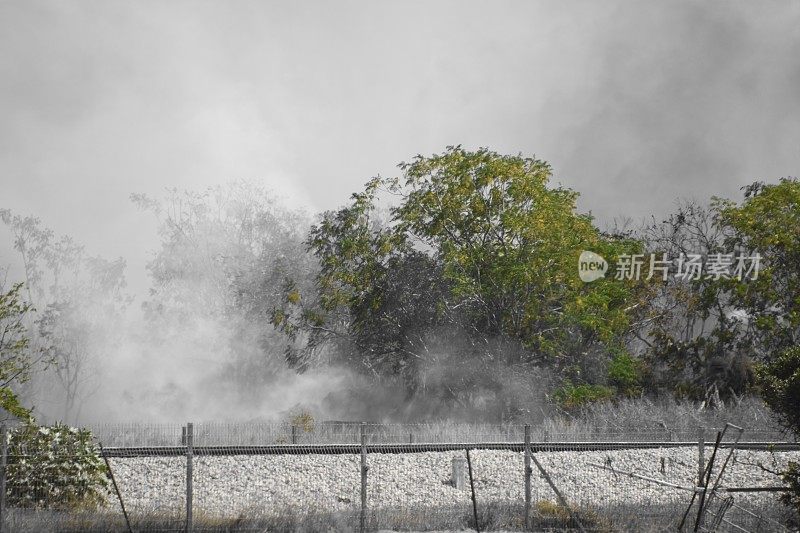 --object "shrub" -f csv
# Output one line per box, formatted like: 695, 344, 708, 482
291, 411, 315, 432
758, 346, 800, 433
608, 352, 642, 397
533, 500, 611, 531
6, 422, 110, 510
553, 382, 615, 410
779, 462, 800, 516
758, 346, 800, 516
